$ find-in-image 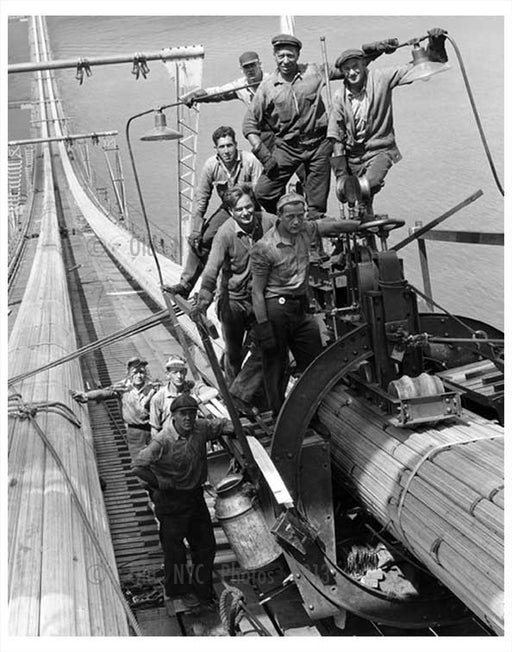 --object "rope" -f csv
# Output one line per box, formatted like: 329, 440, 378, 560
9, 394, 143, 635
8, 308, 169, 386
445, 34, 504, 196
394, 433, 505, 559
407, 282, 479, 336
219, 586, 246, 635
